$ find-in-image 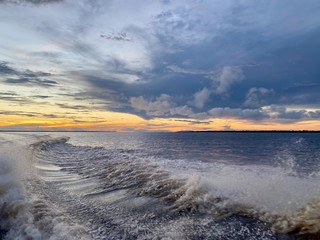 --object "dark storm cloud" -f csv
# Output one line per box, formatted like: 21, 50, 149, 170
136, 26, 320, 120
145, 8, 320, 115
90, 22, 319, 121
83, 59, 320, 122
79, 36, 320, 121
77, 73, 146, 111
